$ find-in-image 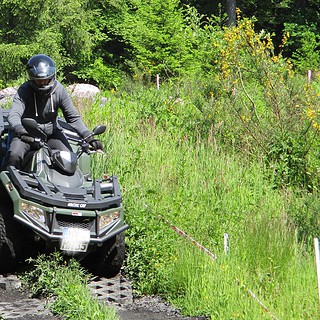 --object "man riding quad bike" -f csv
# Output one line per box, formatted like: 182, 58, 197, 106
0, 54, 128, 277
